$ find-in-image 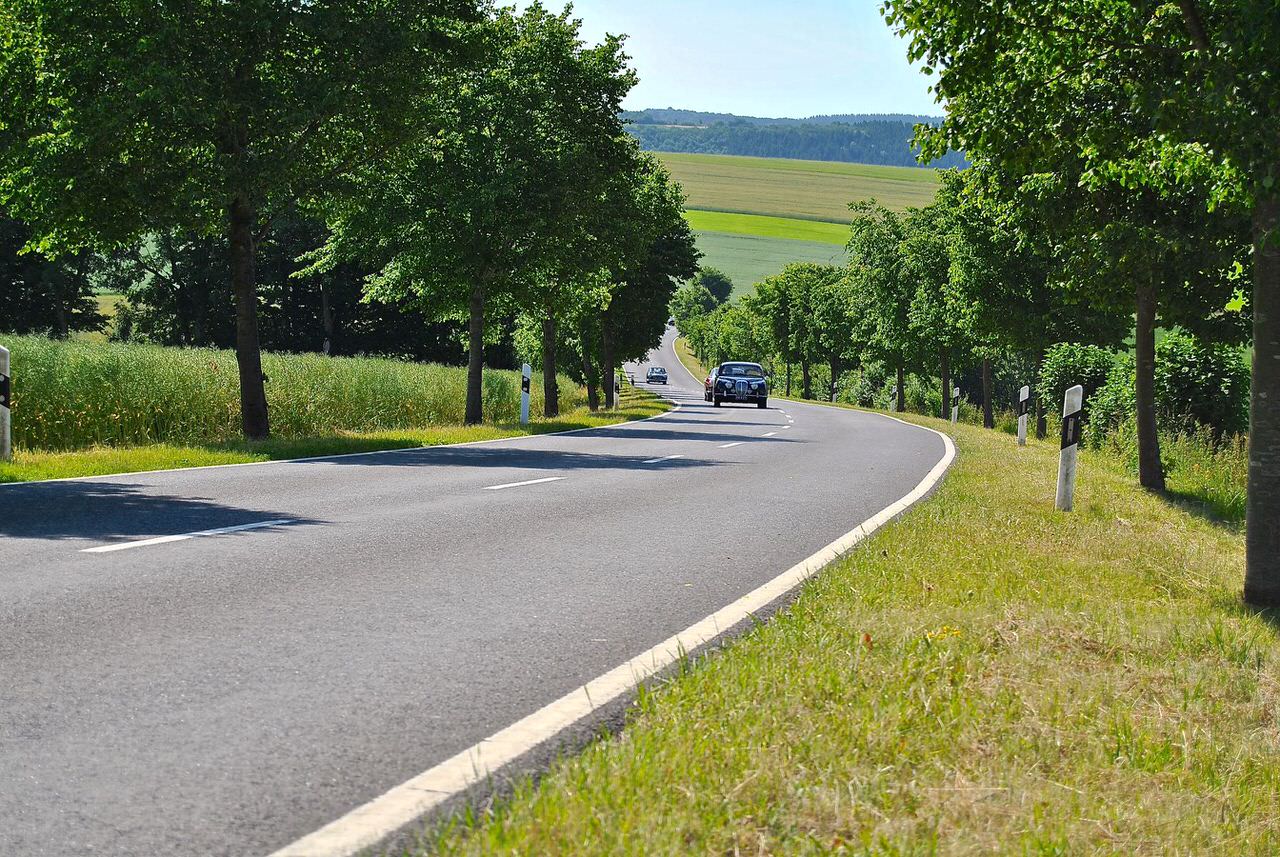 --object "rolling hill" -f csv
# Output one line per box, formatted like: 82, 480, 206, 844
658, 152, 943, 294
